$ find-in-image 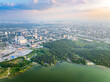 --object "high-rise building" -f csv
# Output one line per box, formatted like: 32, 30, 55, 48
5, 32, 8, 35
39, 36, 42, 40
